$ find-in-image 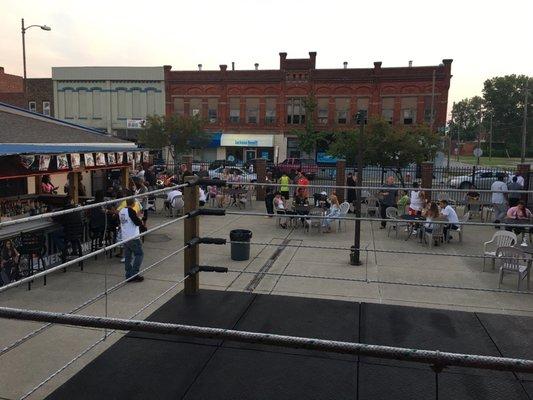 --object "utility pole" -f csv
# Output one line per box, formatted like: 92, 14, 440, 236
521, 81, 529, 163
351, 110, 365, 266
489, 114, 493, 162
21, 18, 27, 94
477, 105, 482, 165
